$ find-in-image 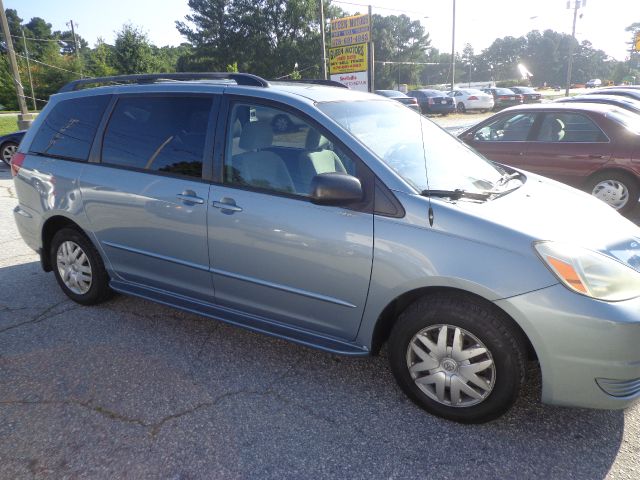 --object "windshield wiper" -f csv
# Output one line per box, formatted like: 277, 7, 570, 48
496, 171, 523, 186
421, 189, 492, 201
